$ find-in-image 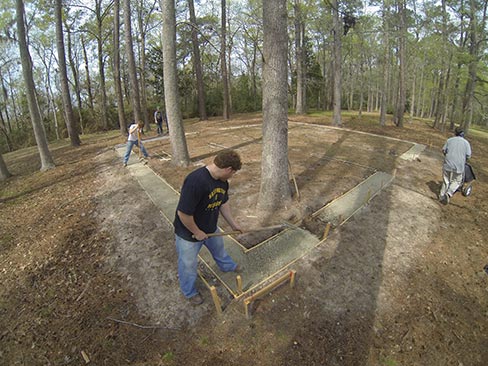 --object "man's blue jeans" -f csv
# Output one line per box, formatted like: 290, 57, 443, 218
175, 233, 237, 298
156, 121, 163, 134
123, 140, 148, 164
